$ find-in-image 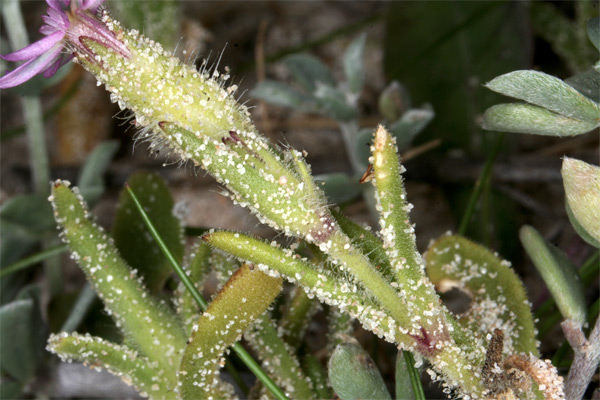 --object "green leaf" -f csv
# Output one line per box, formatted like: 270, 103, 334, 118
566, 201, 600, 249
562, 157, 600, 247
112, 172, 184, 293
251, 80, 314, 109
178, 264, 282, 400
378, 81, 412, 122
388, 106, 434, 149
343, 34, 367, 94
485, 70, 600, 121
0, 299, 45, 381
77, 140, 119, 205
588, 17, 600, 52
315, 173, 362, 204
328, 342, 391, 400
0, 380, 22, 400
109, 0, 180, 50
50, 181, 187, 376
47, 333, 171, 399
482, 103, 599, 136
0, 193, 55, 238
425, 235, 539, 356
283, 53, 336, 93
566, 68, 600, 103
519, 225, 586, 325
314, 84, 357, 121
